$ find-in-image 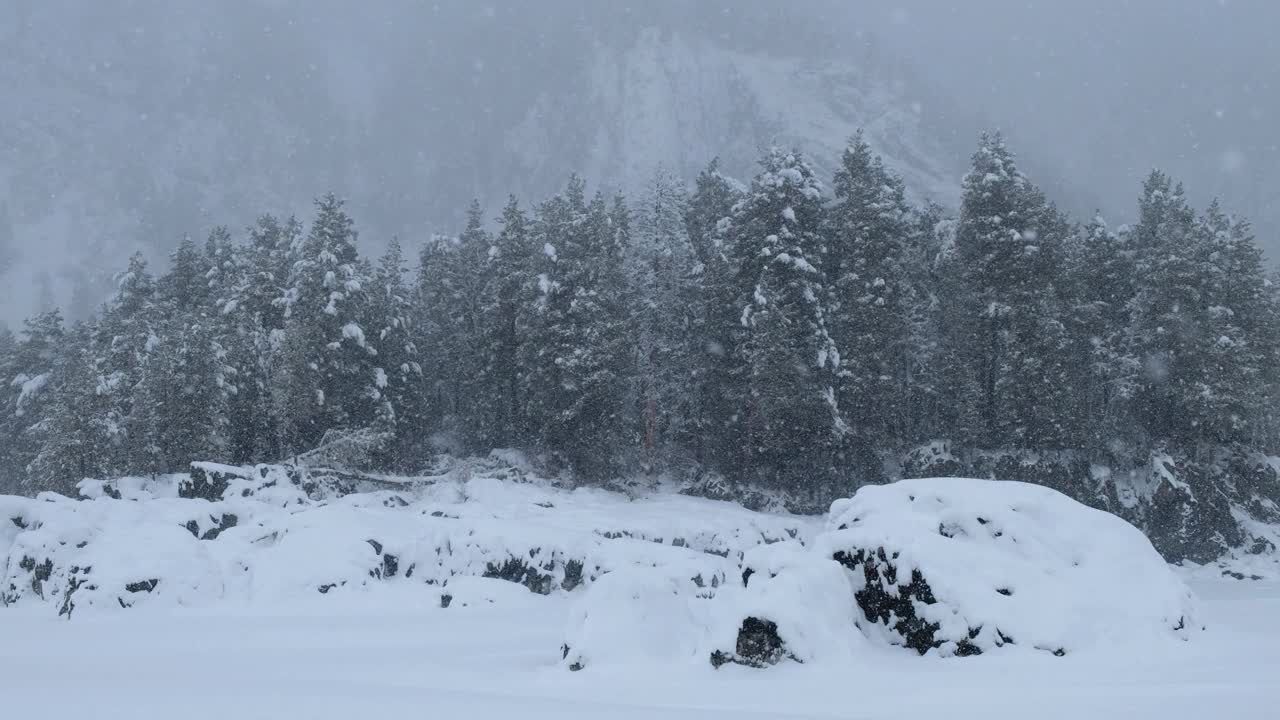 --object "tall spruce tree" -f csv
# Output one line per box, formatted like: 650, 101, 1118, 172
476, 196, 535, 447
825, 132, 917, 449
728, 148, 843, 491
275, 194, 379, 456
370, 237, 427, 467
946, 133, 1072, 449
521, 179, 632, 479
1127, 171, 1206, 445
629, 168, 698, 462
0, 310, 63, 493
683, 160, 744, 469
